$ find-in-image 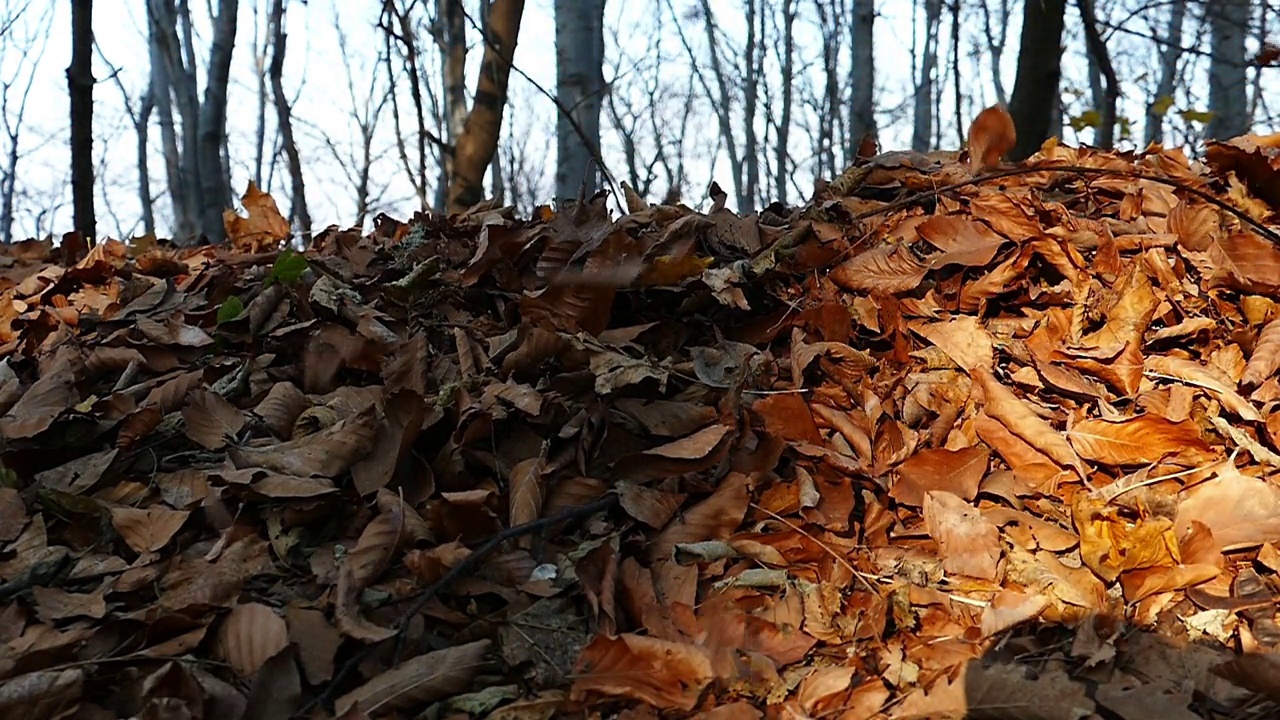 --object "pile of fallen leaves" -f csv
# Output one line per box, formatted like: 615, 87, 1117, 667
10, 132, 1280, 719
